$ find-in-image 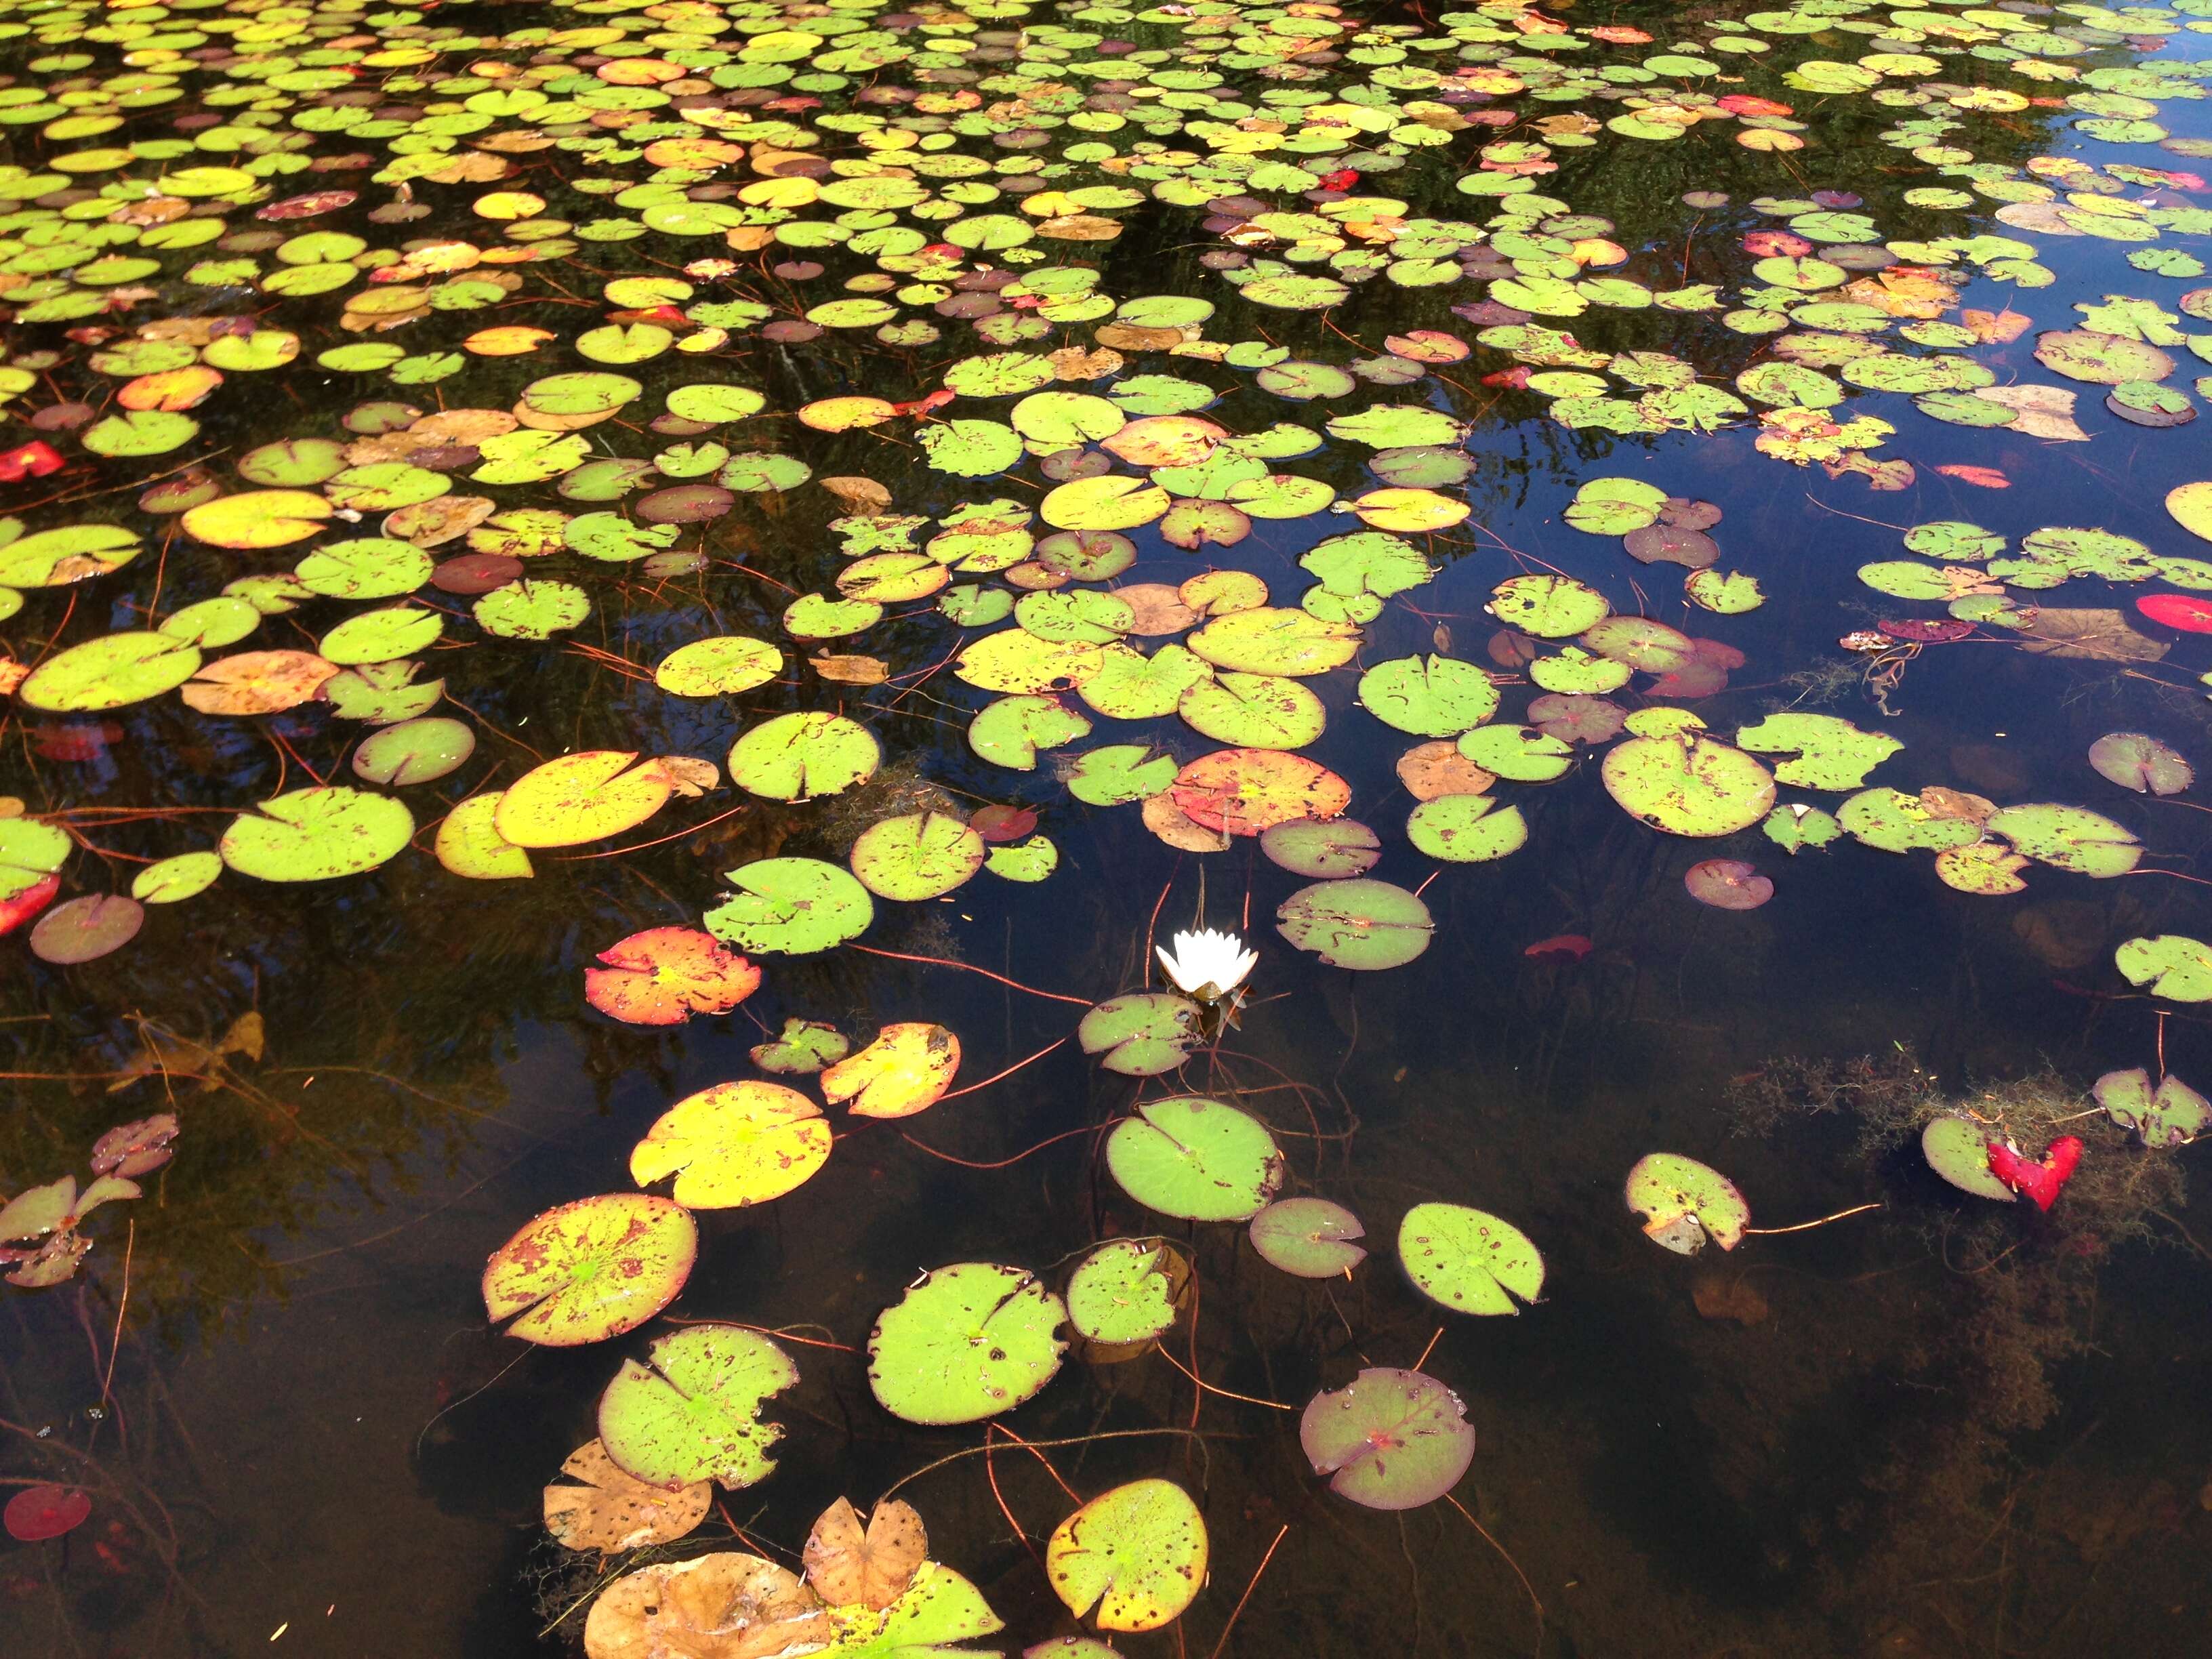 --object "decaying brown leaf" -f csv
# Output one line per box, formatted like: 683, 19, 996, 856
811, 653, 890, 686
1048, 344, 1122, 382
110, 1011, 265, 1092
584, 1553, 827, 1659
819, 476, 892, 513
1919, 785, 1996, 824
802, 1497, 927, 1611
544, 1439, 710, 1556
1693, 1272, 1769, 1326
2014, 607, 2168, 663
